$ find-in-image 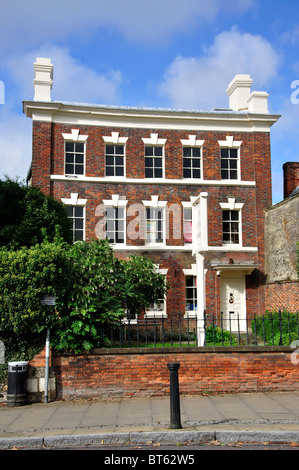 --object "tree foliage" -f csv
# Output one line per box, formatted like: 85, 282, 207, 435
0, 239, 167, 356
0, 177, 72, 248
